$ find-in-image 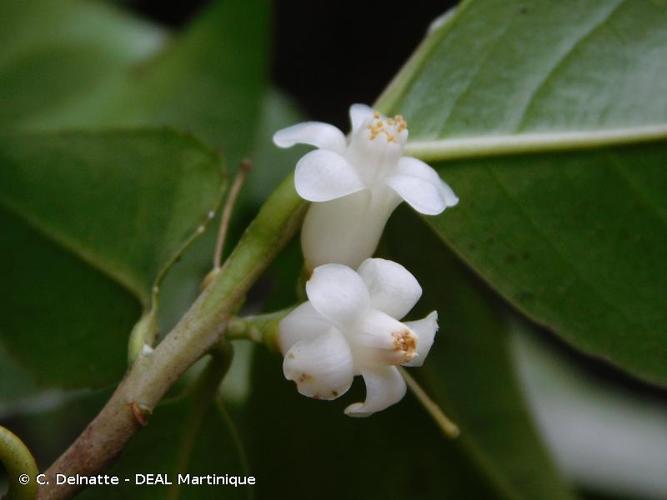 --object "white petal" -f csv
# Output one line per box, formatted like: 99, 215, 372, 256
386, 156, 459, 215
403, 311, 439, 367
344, 366, 406, 417
357, 258, 422, 319
349, 103, 375, 132
273, 122, 346, 154
306, 263, 370, 326
283, 329, 354, 400
353, 309, 418, 366
279, 302, 331, 354
295, 150, 366, 202
301, 190, 398, 270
